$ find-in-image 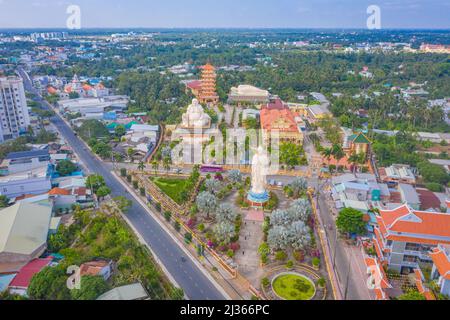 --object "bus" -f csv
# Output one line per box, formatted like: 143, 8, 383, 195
200, 164, 224, 173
